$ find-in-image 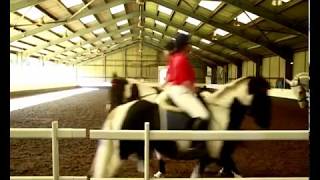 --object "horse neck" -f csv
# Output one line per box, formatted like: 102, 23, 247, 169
203, 77, 252, 107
